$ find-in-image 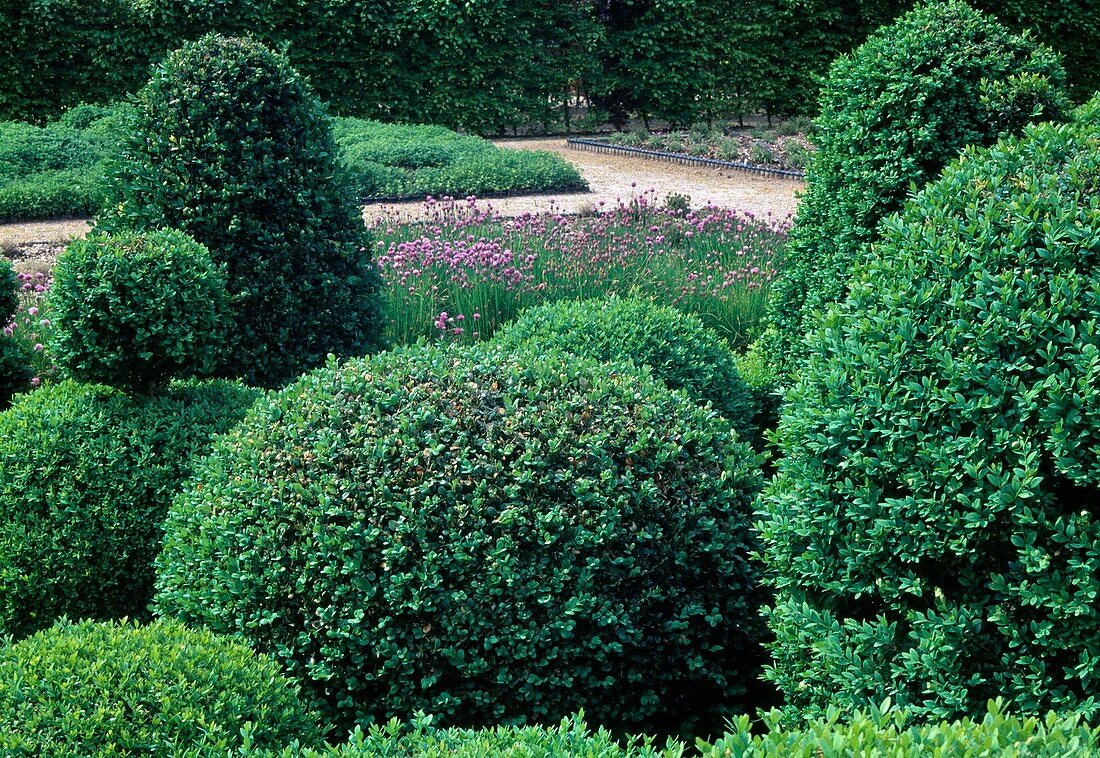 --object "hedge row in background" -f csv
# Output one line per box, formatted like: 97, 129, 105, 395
0, 104, 585, 222
2, 0, 1096, 130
